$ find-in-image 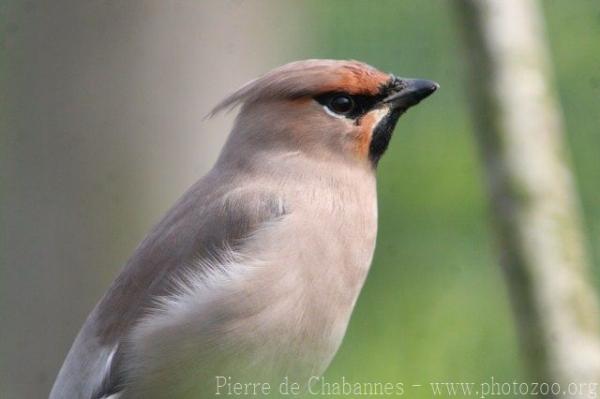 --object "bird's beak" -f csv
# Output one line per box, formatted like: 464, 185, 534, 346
382, 78, 439, 110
